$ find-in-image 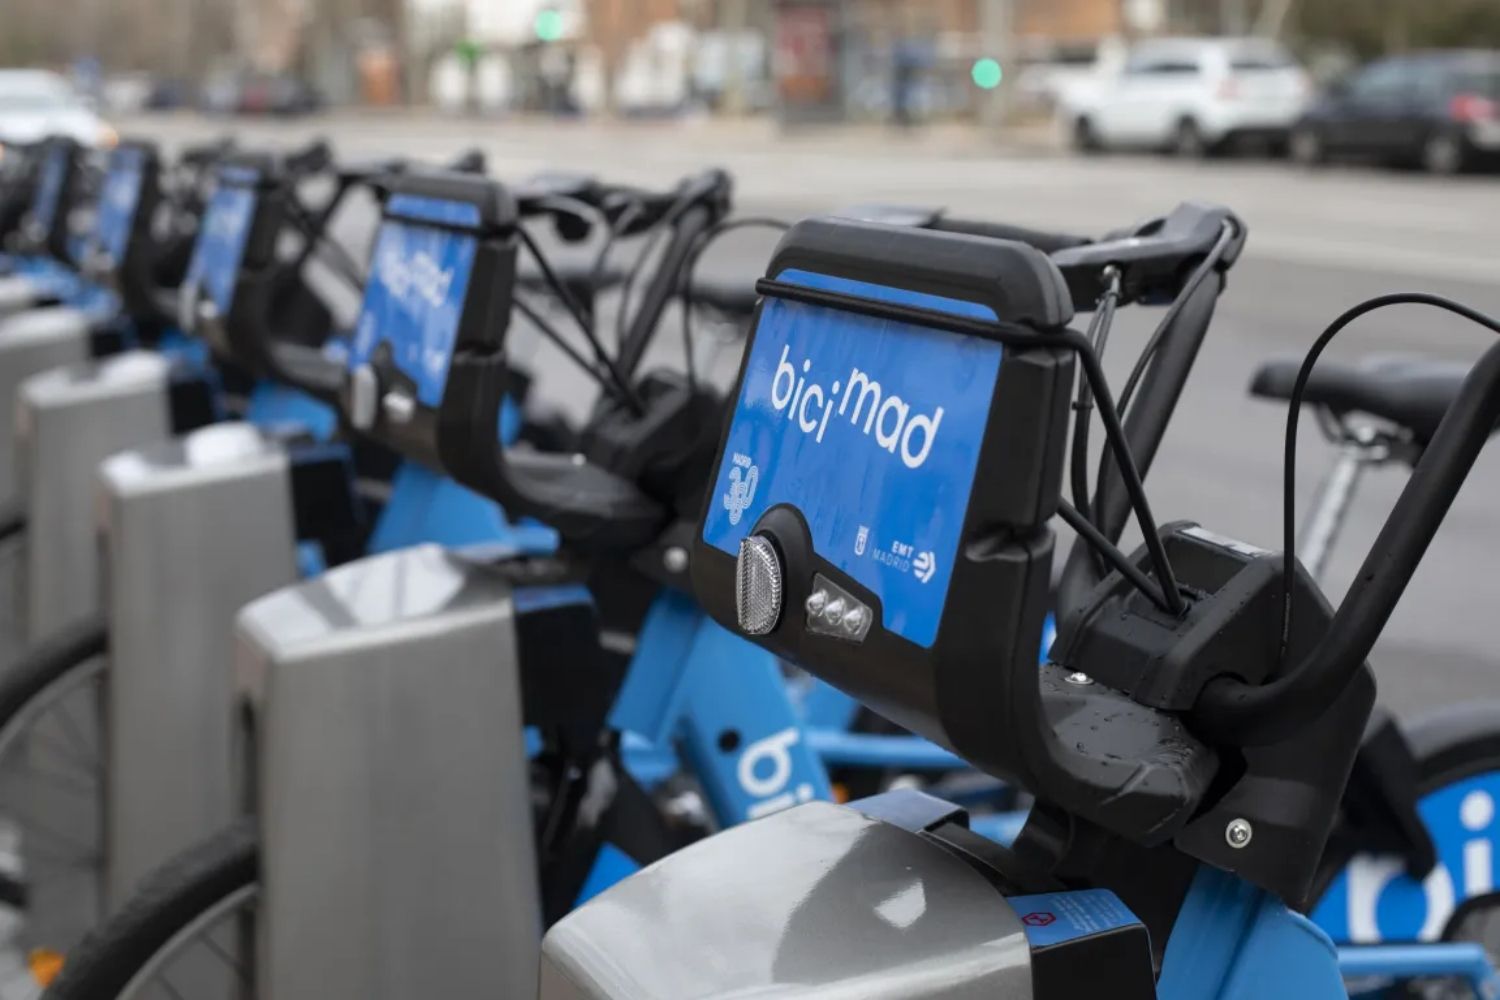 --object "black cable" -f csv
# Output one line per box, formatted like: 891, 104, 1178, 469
588, 199, 644, 309
513, 295, 612, 384
678, 216, 791, 390
1057, 500, 1170, 610
614, 212, 674, 352
1277, 293, 1500, 664
517, 225, 643, 413
1116, 222, 1237, 415
1069, 274, 1120, 528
